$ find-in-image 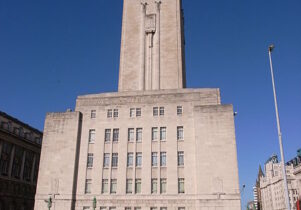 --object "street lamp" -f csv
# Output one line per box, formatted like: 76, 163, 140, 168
268, 44, 291, 210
